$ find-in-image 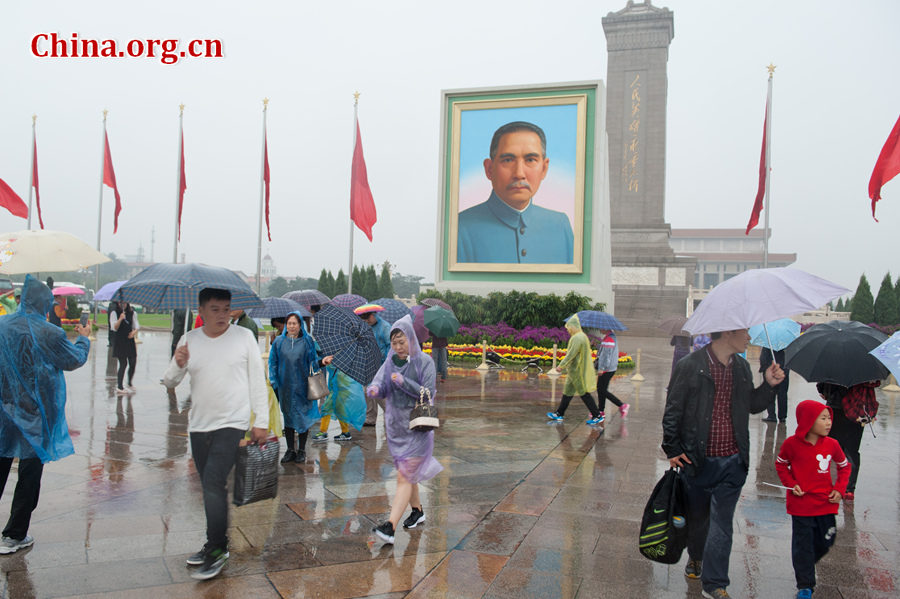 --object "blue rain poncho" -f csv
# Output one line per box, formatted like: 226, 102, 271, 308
0, 275, 90, 463
371, 315, 391, 362
319, 366, 367, 431
268, 312, 320, 433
